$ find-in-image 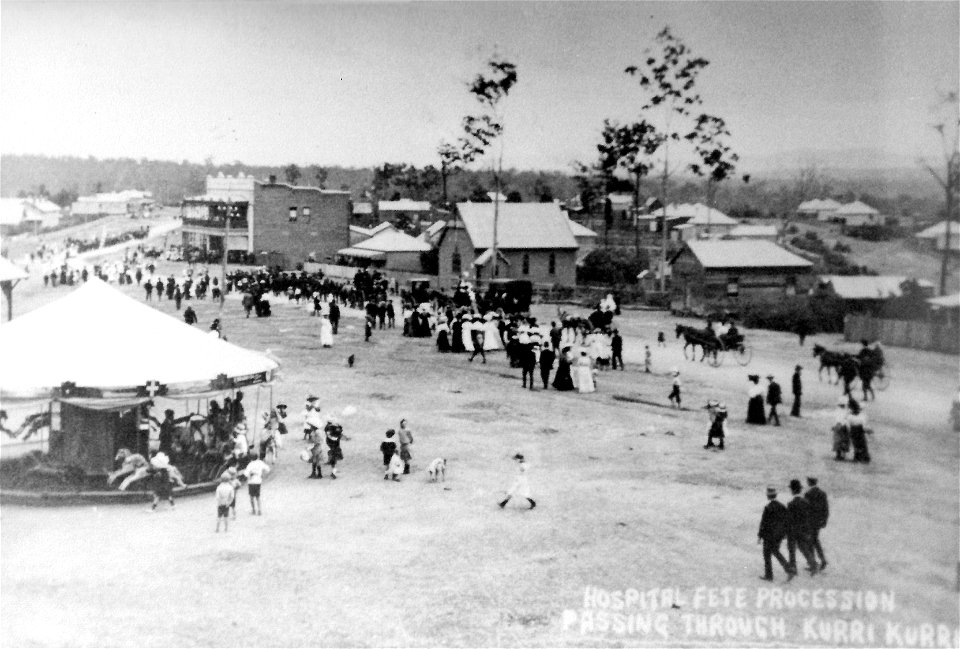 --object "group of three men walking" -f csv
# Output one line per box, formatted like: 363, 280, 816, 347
758, 477, 828, 581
